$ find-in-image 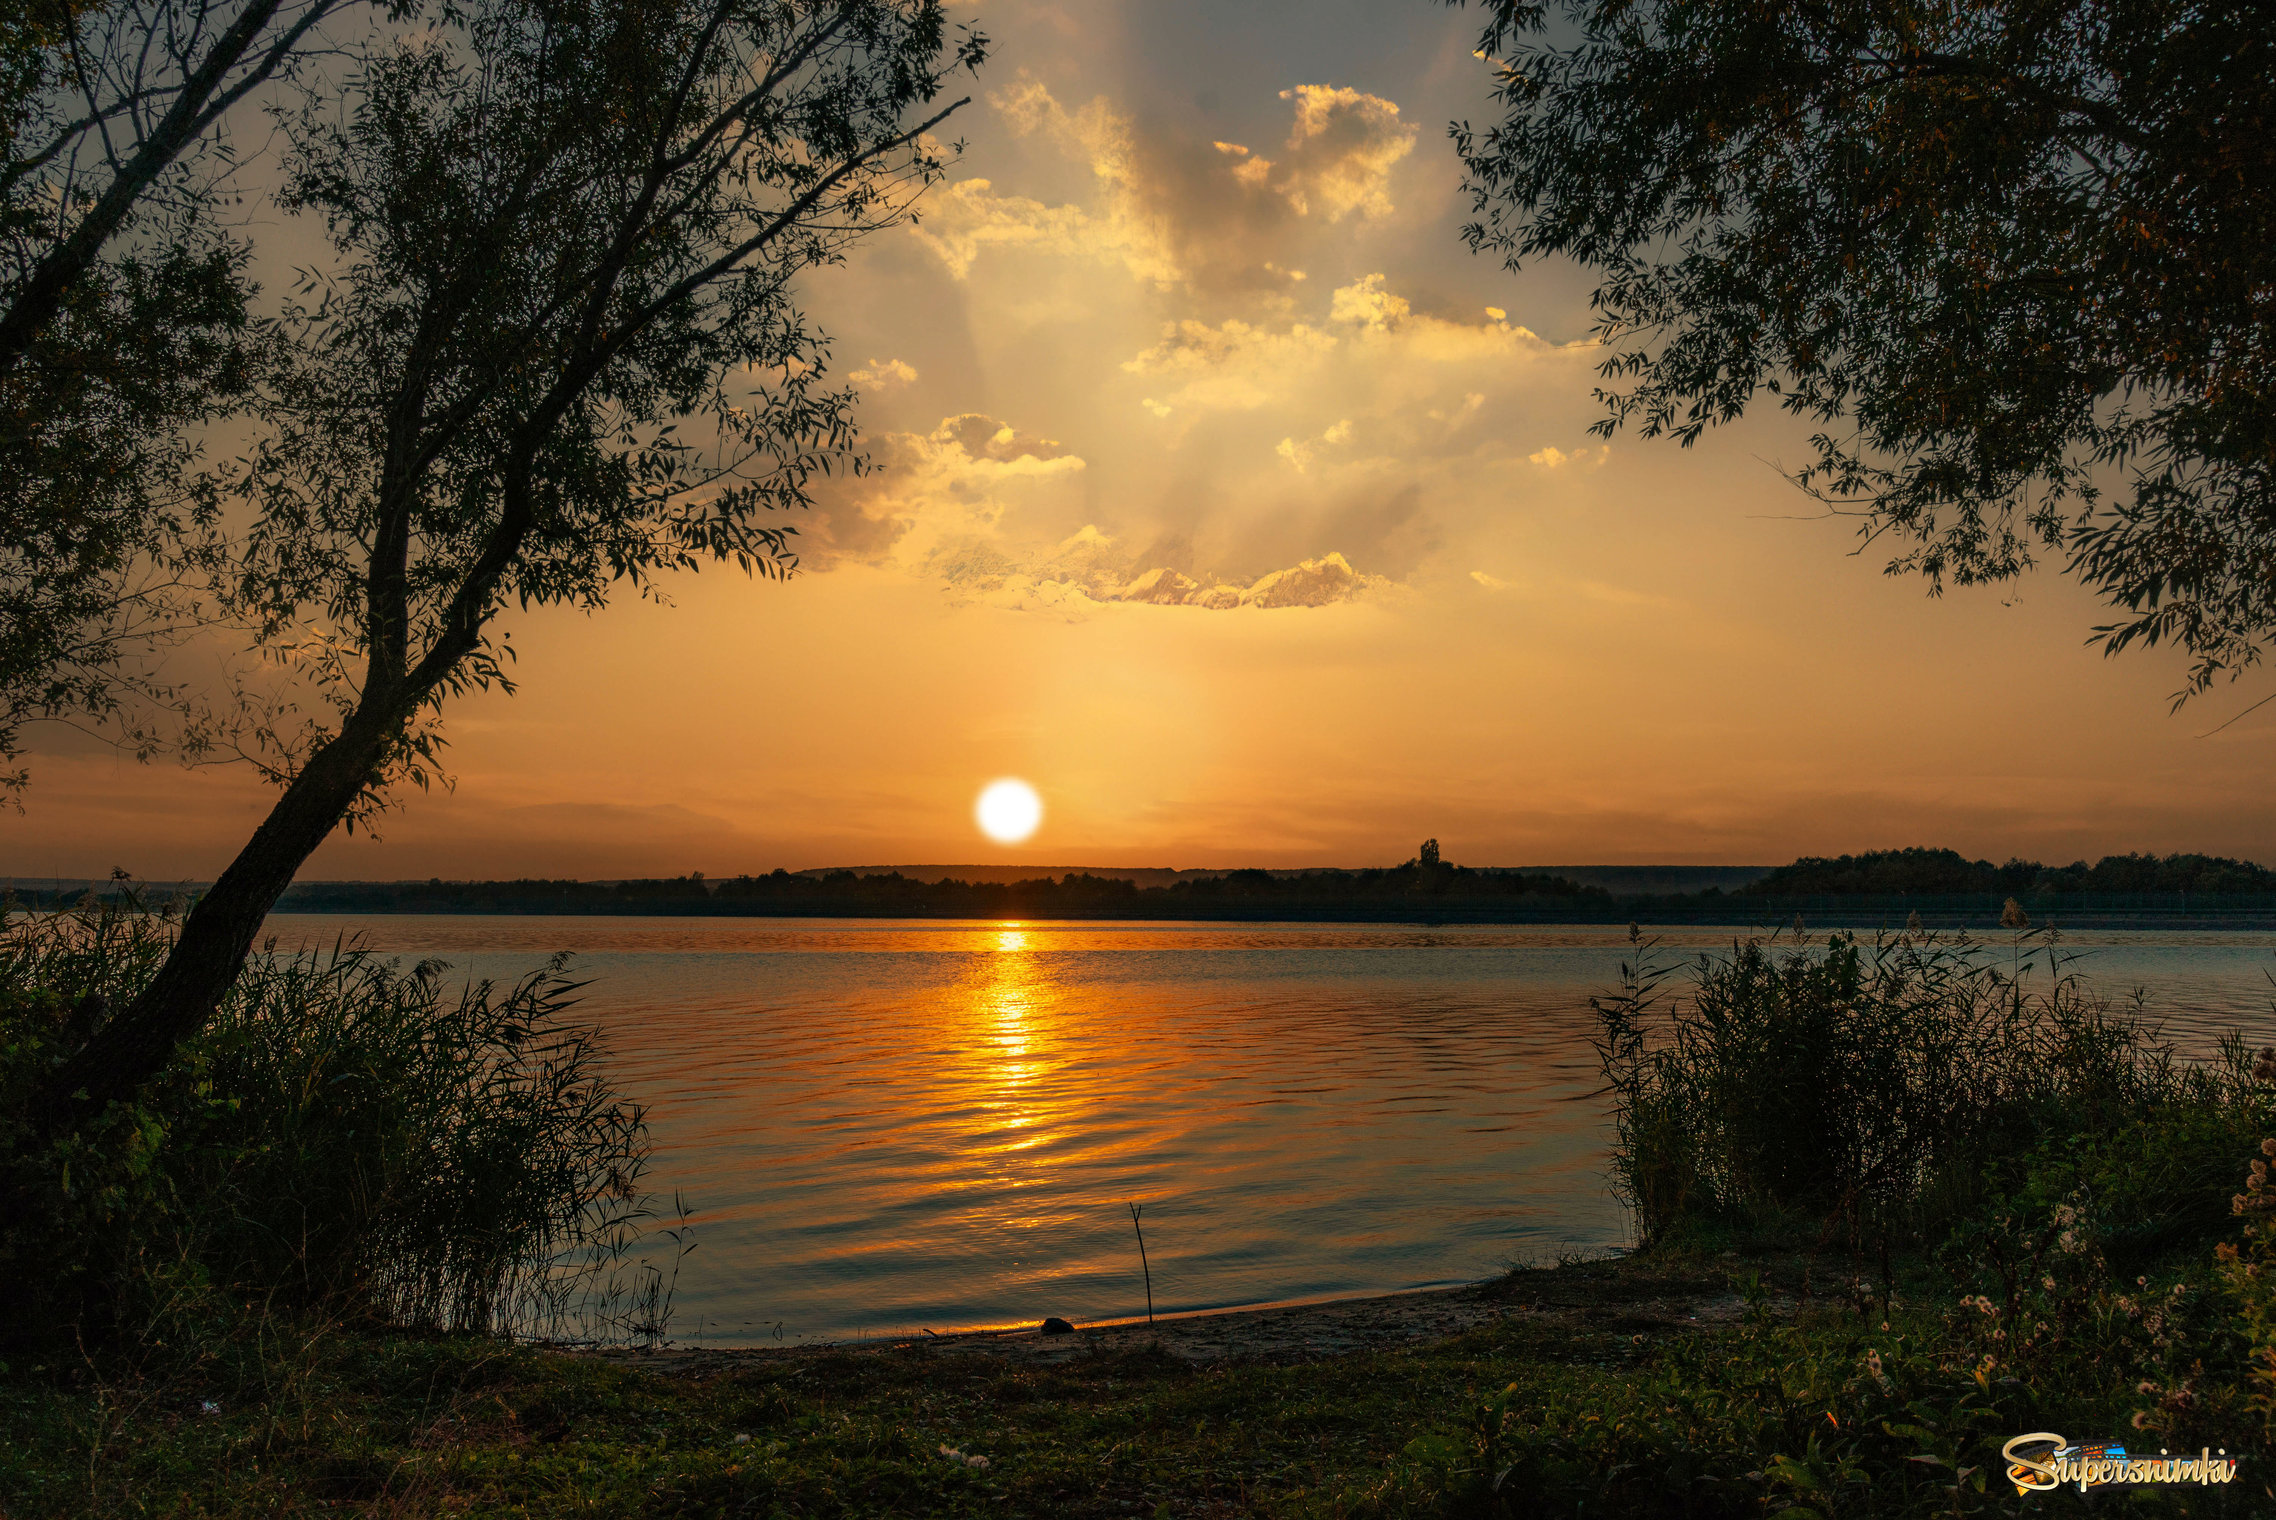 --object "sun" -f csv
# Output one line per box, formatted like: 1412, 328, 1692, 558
975, 778, 1043, 844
